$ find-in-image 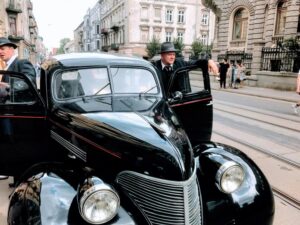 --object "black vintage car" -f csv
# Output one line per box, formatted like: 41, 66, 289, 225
0, 53, 274, 225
